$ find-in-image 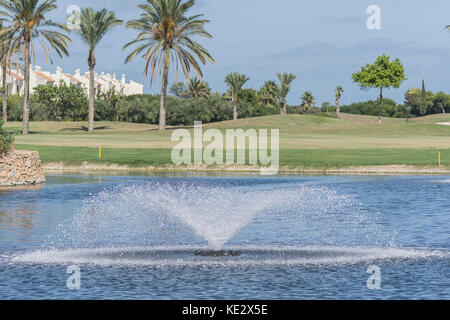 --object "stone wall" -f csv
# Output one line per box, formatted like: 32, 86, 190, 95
0, 151, 46, 186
